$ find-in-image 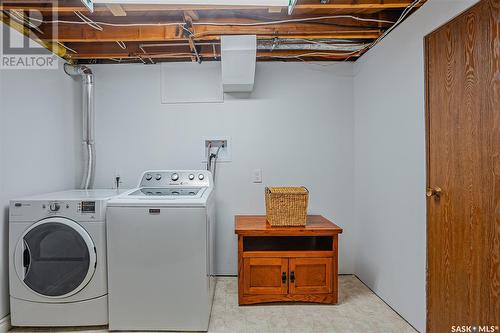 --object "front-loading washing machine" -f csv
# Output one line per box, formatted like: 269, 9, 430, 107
9, 189, 119, 327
